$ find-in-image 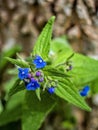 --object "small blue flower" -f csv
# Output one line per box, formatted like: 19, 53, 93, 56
33, 56, 46, 69
26, 79, 40, 90
18, 68, 29, 80
80, 86, 90, 96
48, 87, 55, 94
